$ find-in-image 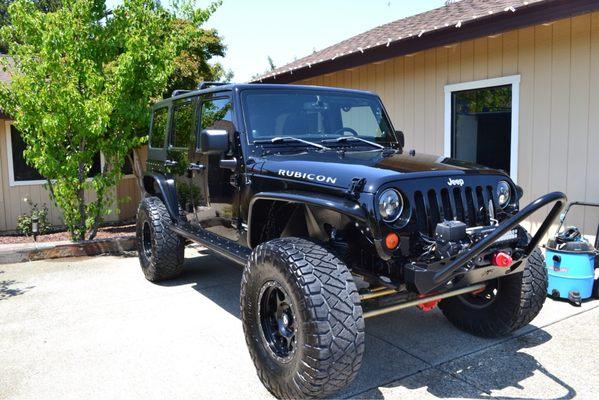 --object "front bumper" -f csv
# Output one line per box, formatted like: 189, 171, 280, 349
403, 191, 567, 294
